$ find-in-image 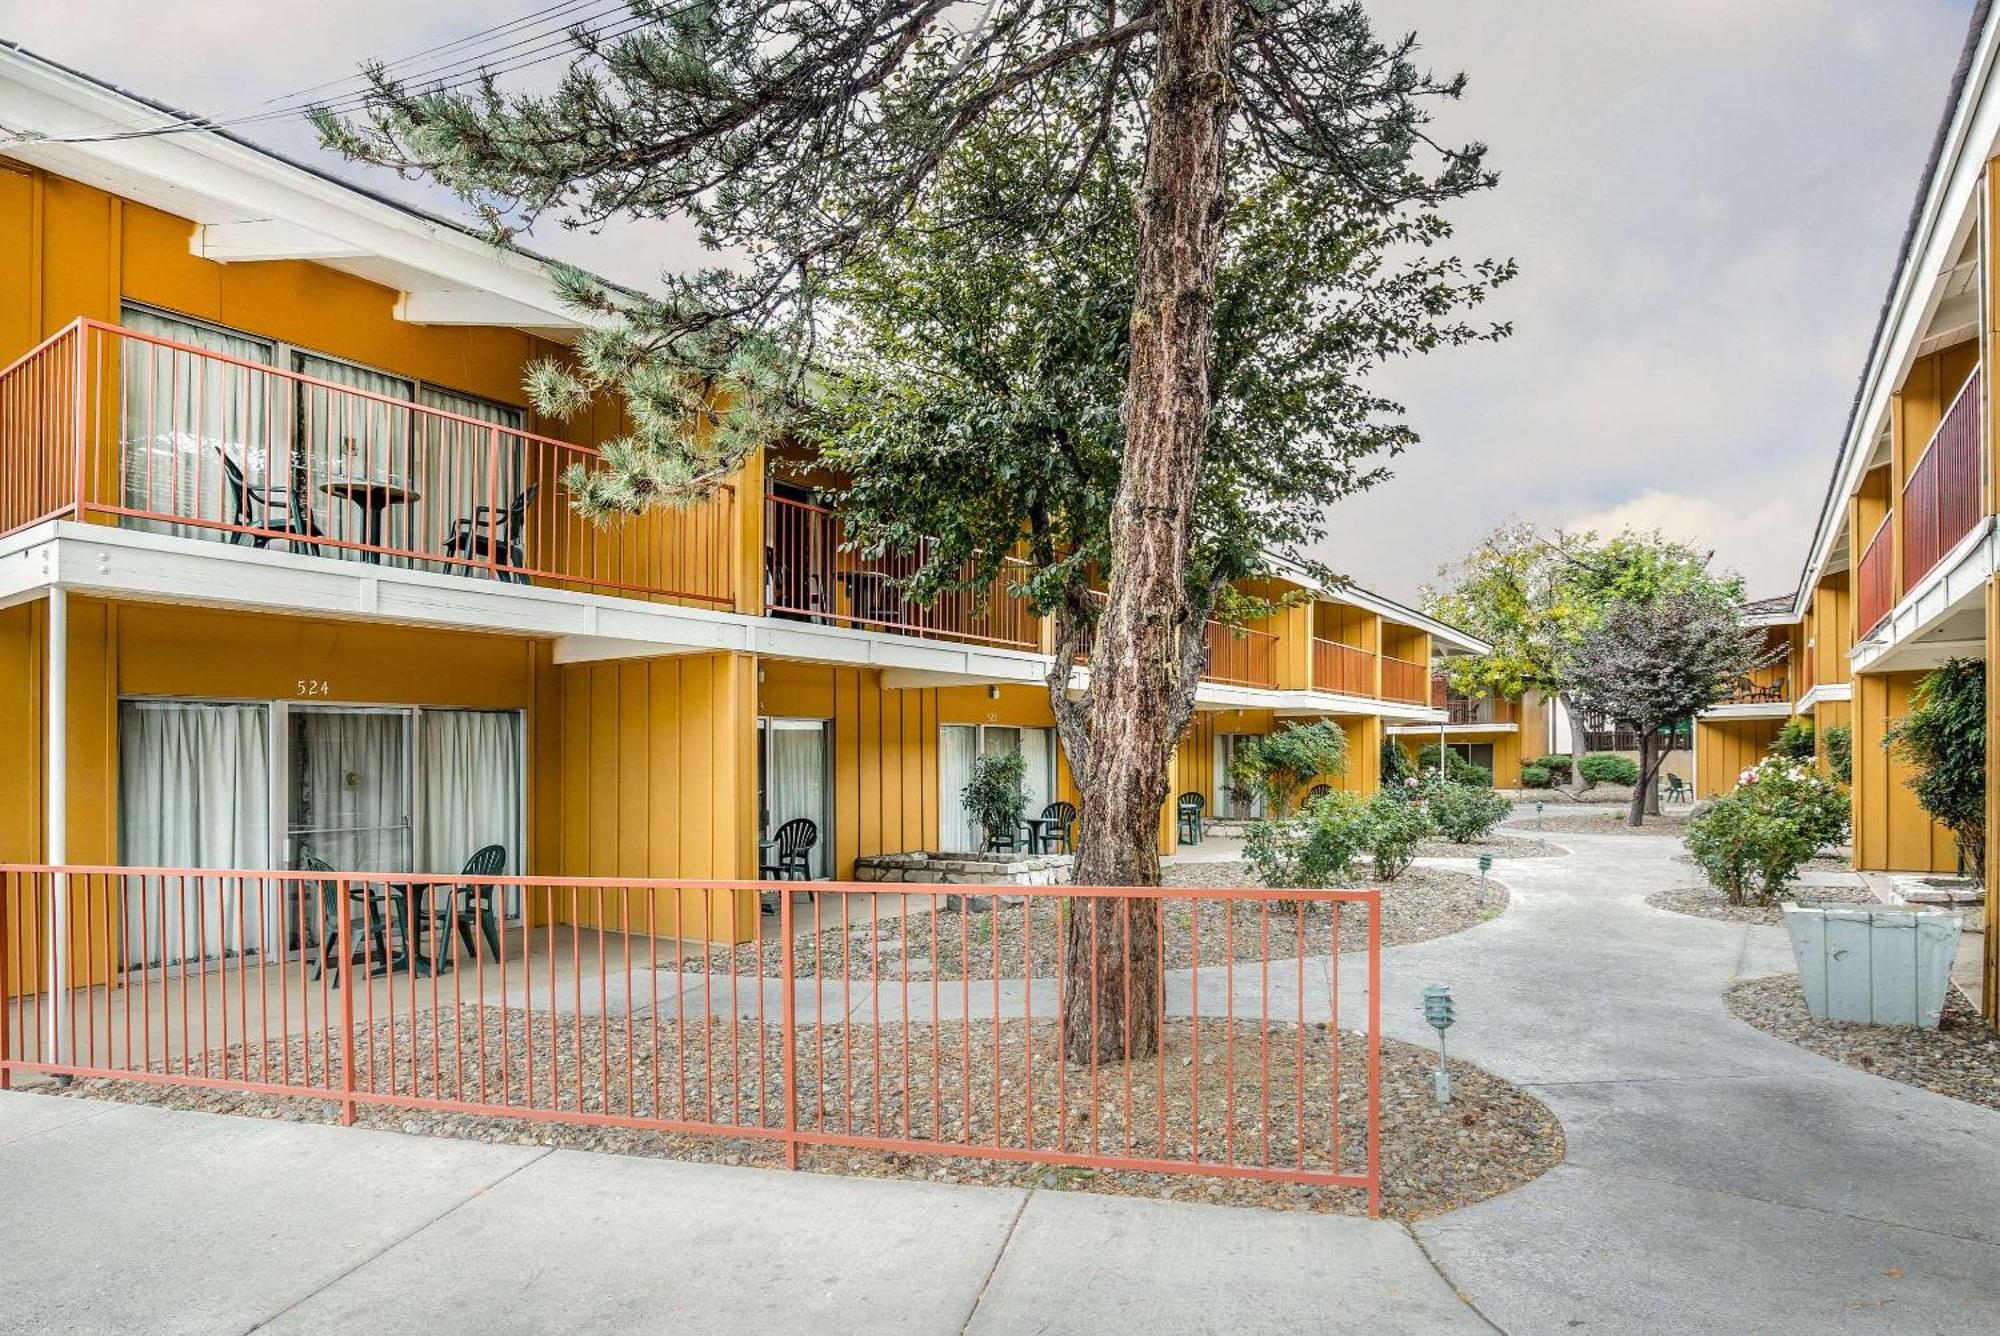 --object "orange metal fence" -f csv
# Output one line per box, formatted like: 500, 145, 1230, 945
765, 493, 1040, 650
1313, 638, 1374, 696
1902, 367, 1982, 590
0, 319, 737, 607
0, 866, 1382, 1208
